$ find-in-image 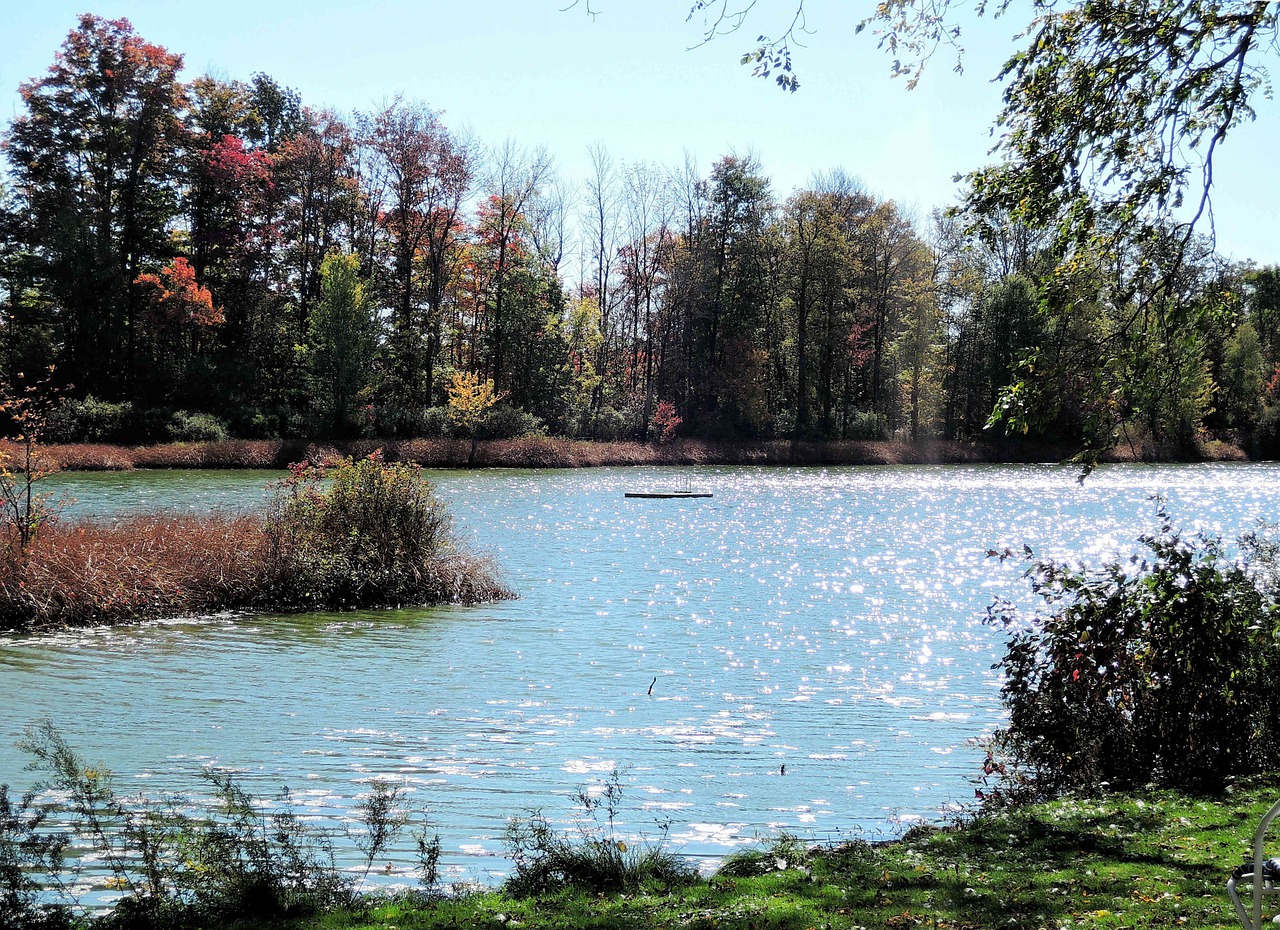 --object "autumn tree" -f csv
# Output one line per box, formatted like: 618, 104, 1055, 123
618, 161, 674, 437
134, 257, 223, 400
480, 140, 553, 393
361, 99, 473, 416
6, 14, 188, 400
447, 370, 502, 464
185, 73, 308, 433
276, 109, 361, 316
